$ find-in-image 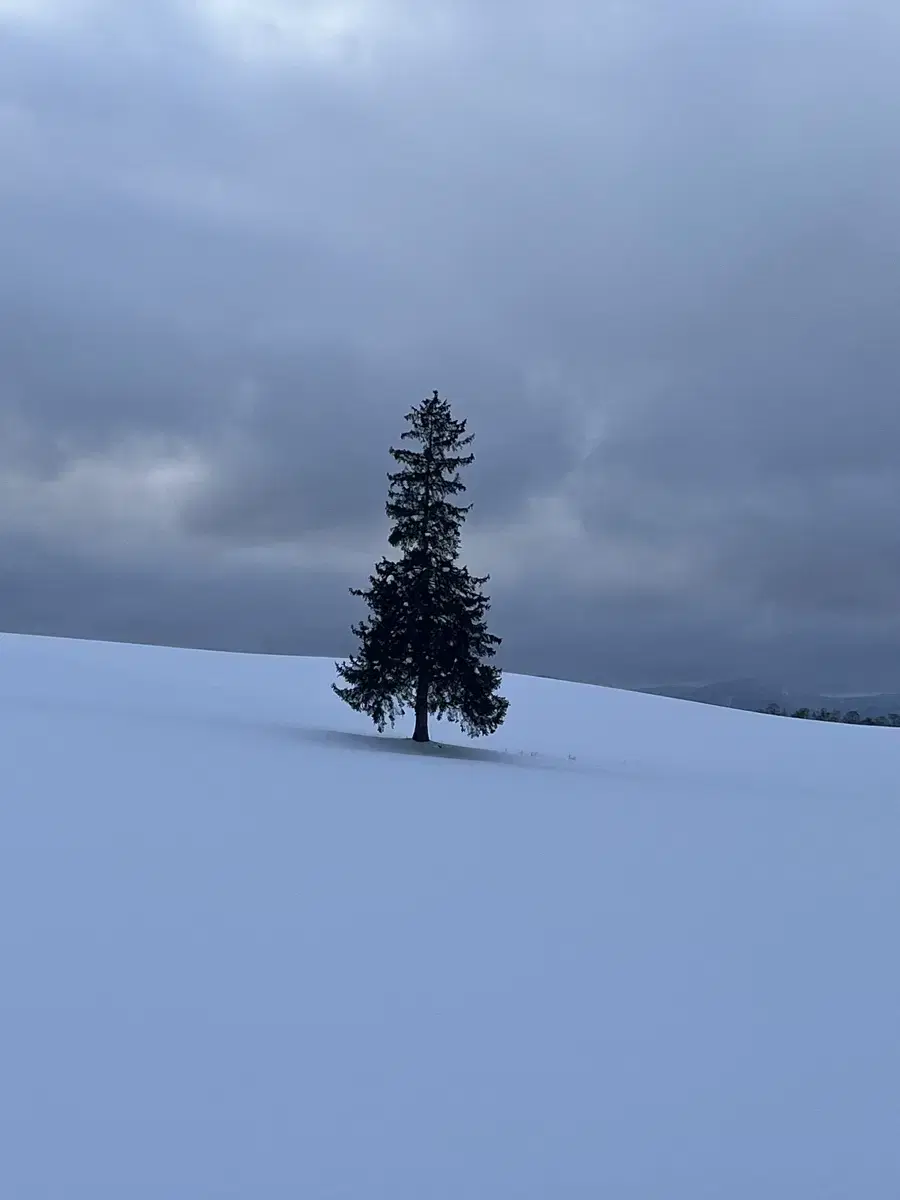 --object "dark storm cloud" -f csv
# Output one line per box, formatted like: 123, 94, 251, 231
2, 0, 900, 689
181, 342, 576, 541
0, 528, 359, 656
